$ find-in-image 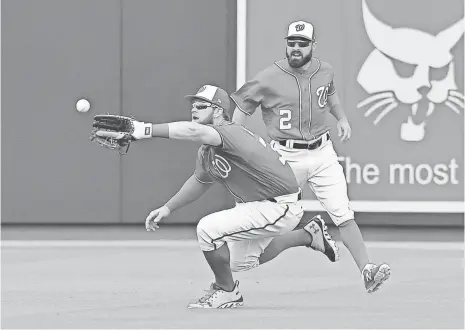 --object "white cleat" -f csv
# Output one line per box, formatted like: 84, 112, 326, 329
188, 280, 244, 309
362, 263, 391, 293
303, 215, 340, 262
